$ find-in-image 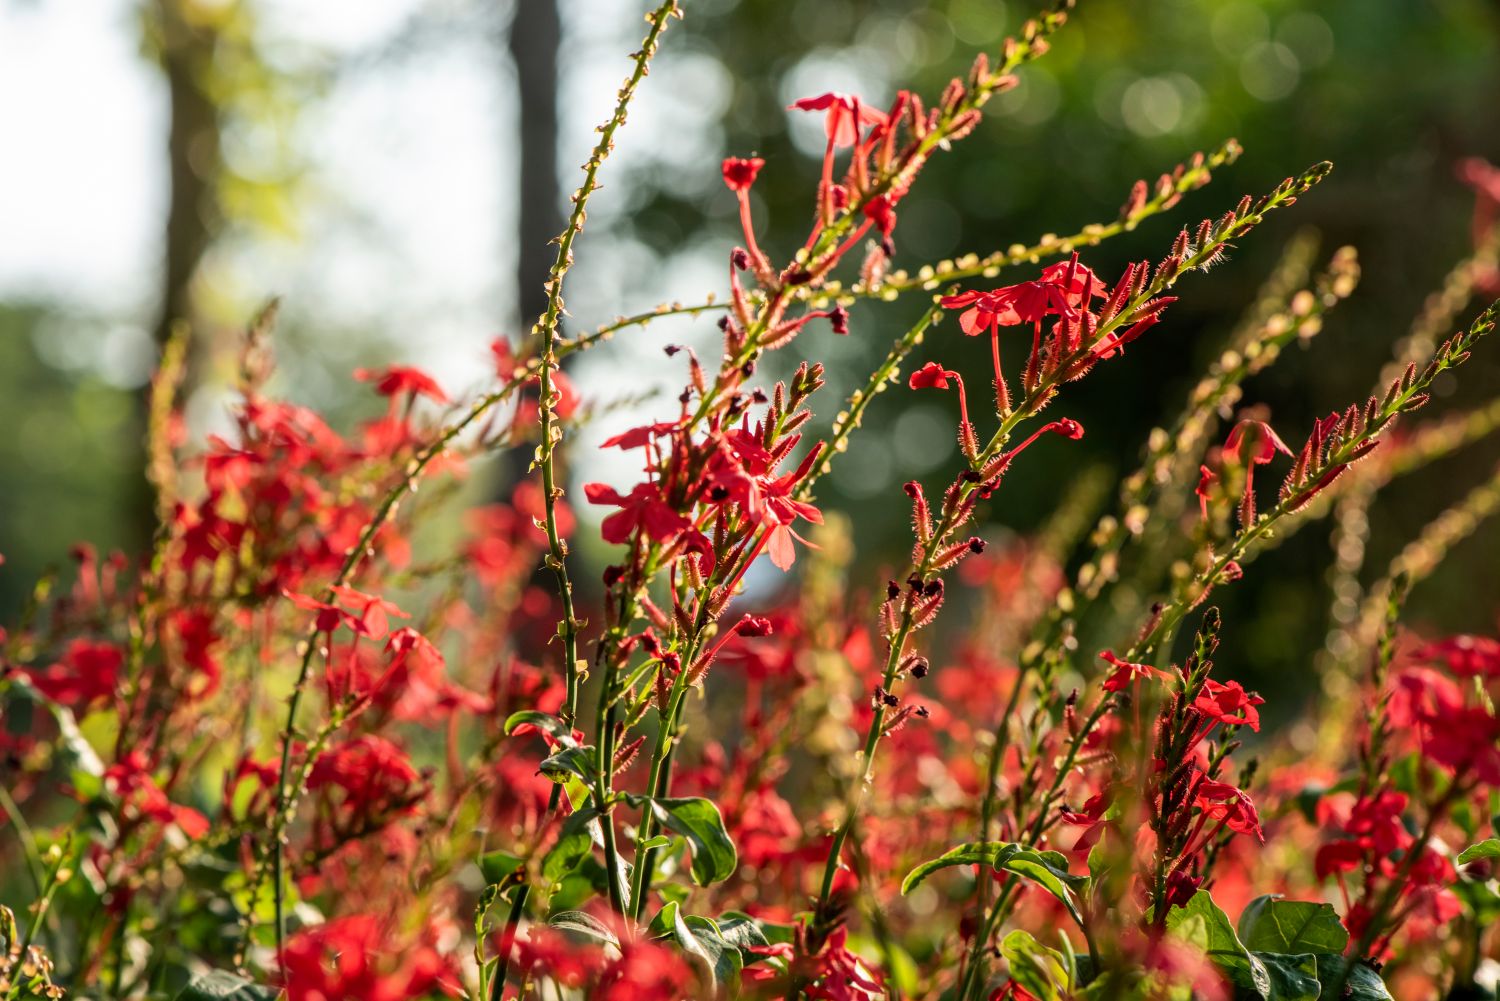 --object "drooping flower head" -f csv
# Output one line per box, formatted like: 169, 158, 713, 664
909, 362, 976, 458
1223, 417, 1293, 527
723, 156, 771, 272
788, 92, 889, 149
